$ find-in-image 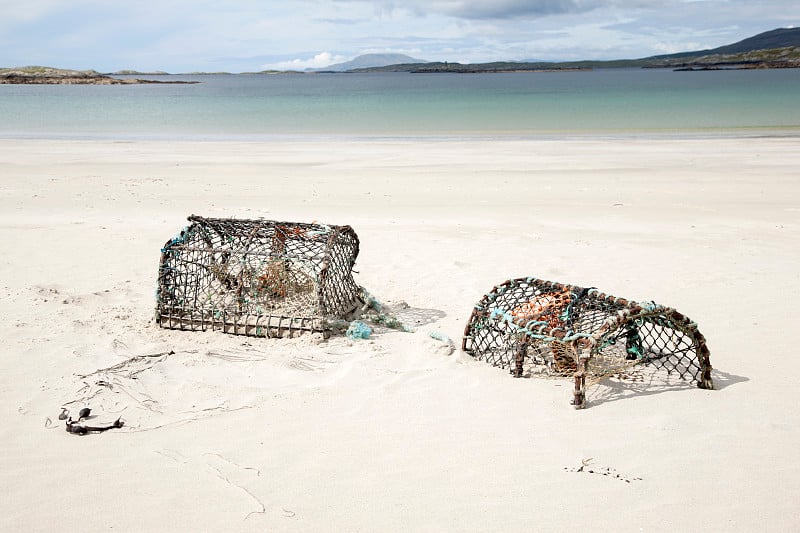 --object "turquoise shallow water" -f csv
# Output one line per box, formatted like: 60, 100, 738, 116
1, 68, 799, 139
